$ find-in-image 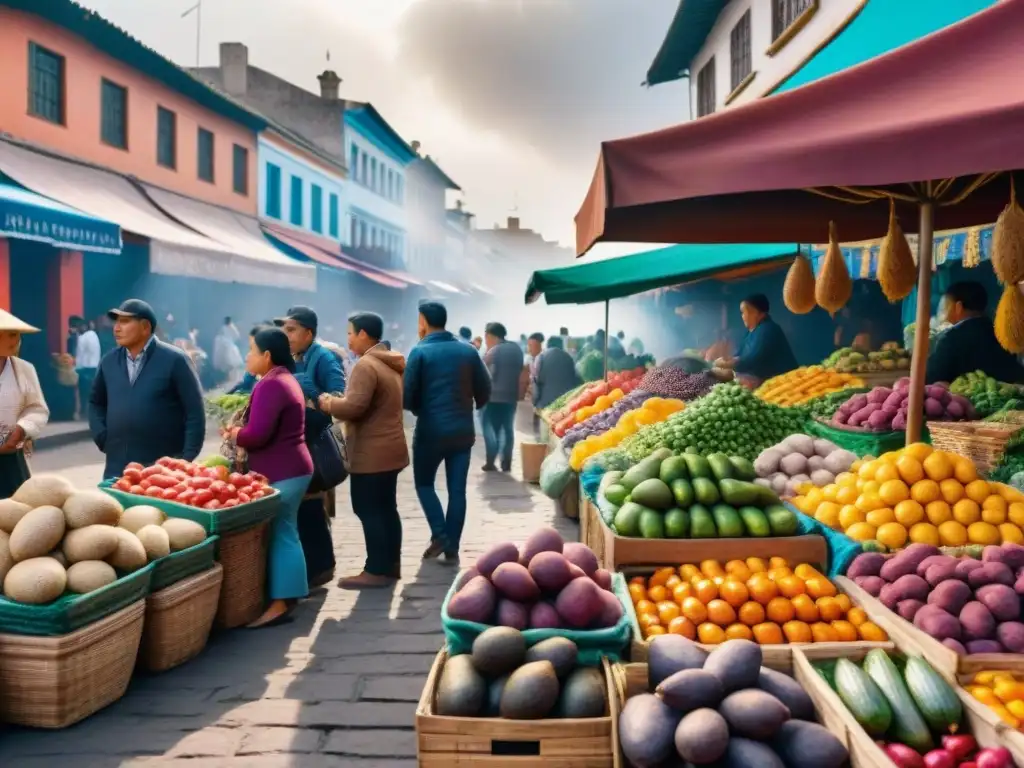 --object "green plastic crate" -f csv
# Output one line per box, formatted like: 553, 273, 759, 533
98, 481, 281, 534
0, 563, 152, 637
150, 536, 219, 592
